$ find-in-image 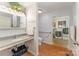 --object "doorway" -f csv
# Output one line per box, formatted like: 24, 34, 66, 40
52, 16, 70, 48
